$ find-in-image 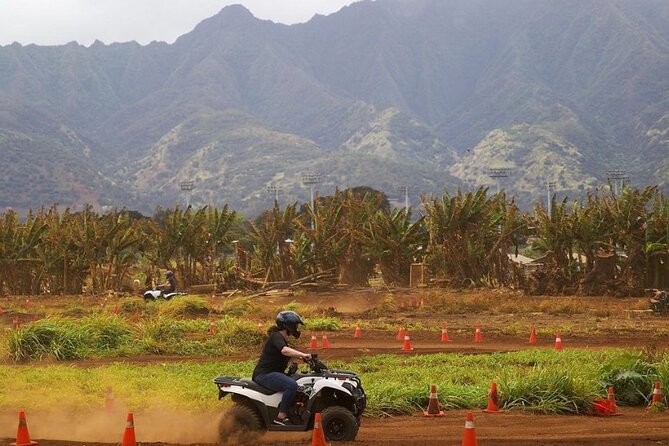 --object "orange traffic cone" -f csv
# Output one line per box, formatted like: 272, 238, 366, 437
606, 386, 623, 416
207, 321, 217, 336
11, 410, 38, 446
396, 326, 405, 341
554, 332, 563, 351
105, 386, 115, 412
648, 381, 664, 411
440, 325, 450, 342
474, 323, 482, 343
482, 382, 502, 413
461, 411, 479, 446
529, 327, 537, 344
310, 412, 328, 446
310, 332, 318, 350
423, 384, 445, 417
0, 304, 4, 315
321, 334, 331, 349
121, 412, 137, 446
353, 326, 362, 338
401, 334, 414, 352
